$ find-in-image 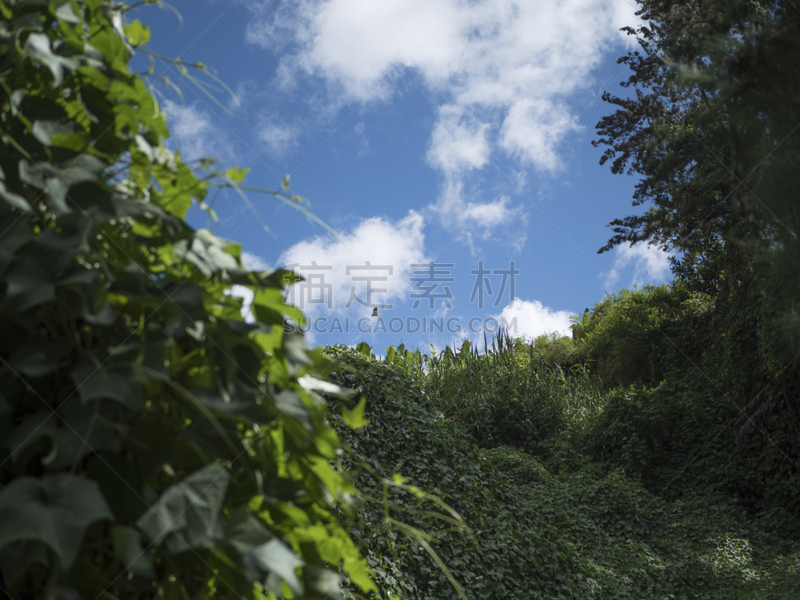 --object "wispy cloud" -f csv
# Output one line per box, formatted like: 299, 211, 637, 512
431, 178, 517, 241
258, 118, 300, 157
242, 0, 639, 237
241, 250, 272, 271
604, 243, 673, 290
162, 99, 235, 163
